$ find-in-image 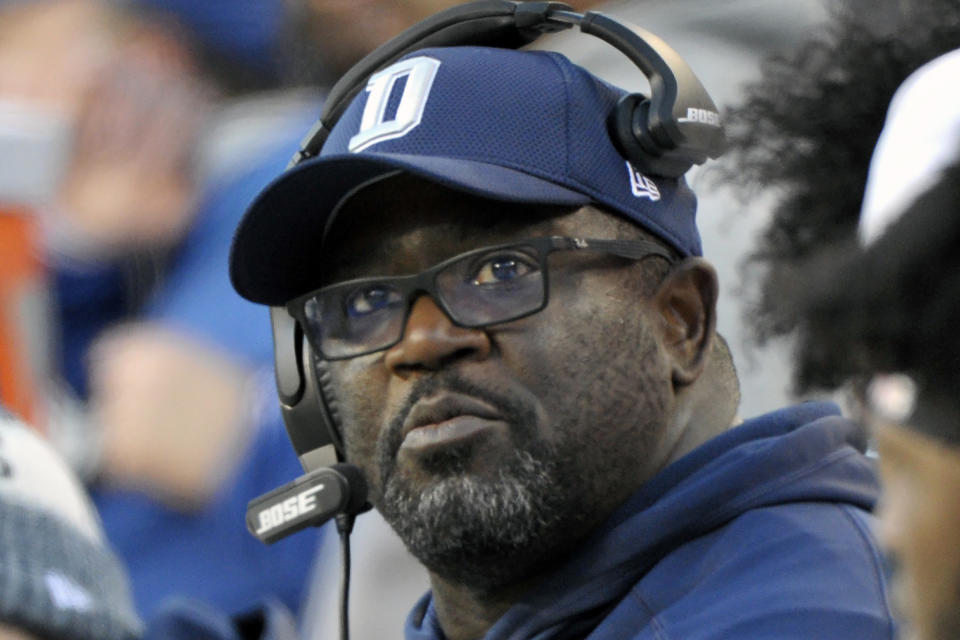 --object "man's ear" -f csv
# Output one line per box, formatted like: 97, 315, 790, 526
651, 258, 718, 387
